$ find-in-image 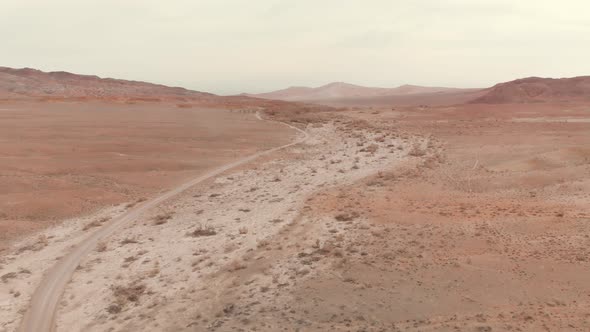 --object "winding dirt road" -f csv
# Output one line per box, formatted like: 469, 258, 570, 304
18, 112, 307, 332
